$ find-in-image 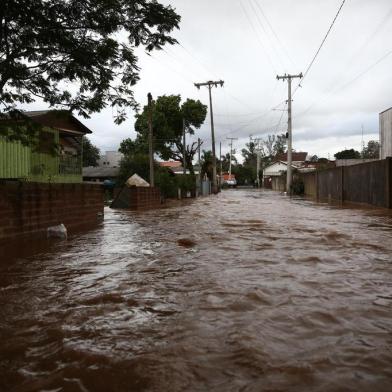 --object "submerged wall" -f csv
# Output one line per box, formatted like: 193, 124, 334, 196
111, 187, 161, 210
0, 181, 104, 243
